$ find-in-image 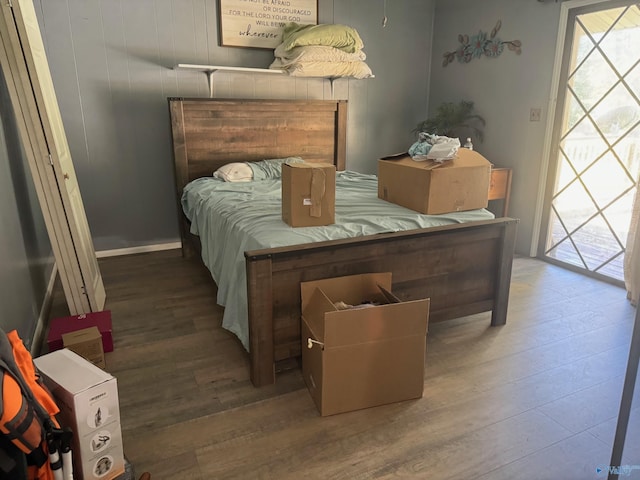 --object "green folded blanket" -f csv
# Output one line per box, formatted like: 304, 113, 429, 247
281, 22, 364, 53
